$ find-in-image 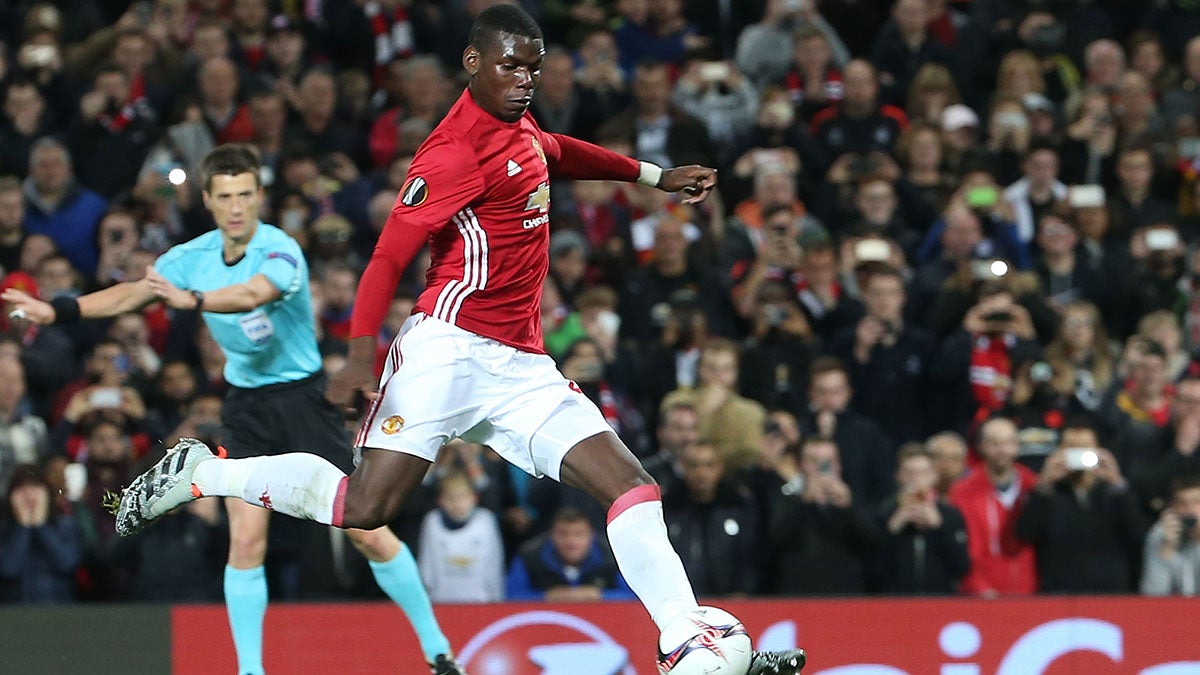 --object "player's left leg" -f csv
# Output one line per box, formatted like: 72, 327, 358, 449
346, 527, 462, 674
558, 432, 805, 674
